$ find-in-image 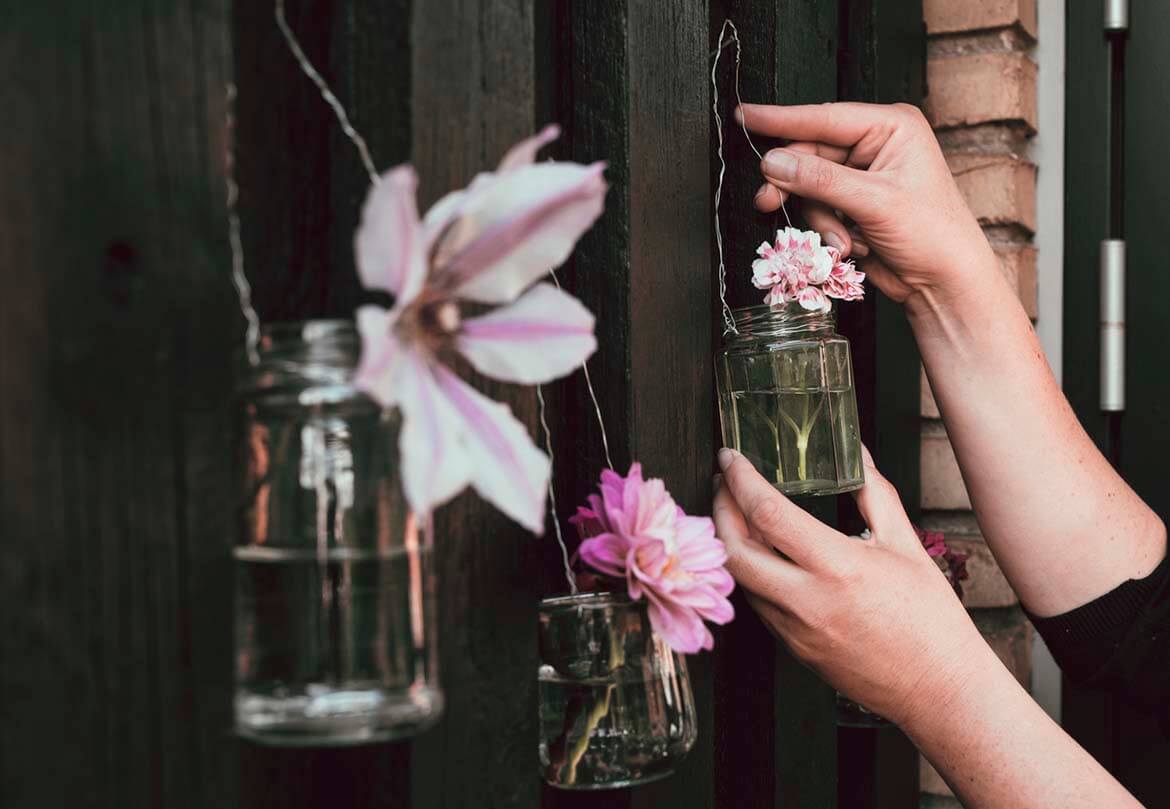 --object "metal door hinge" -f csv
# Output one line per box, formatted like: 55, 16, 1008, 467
1100, 239, 1126, 412
1105, 0, 1129, 32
